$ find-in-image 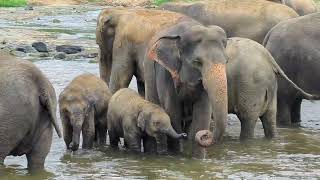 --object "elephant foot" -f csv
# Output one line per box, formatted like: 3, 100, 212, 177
69, 142, 79, 151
